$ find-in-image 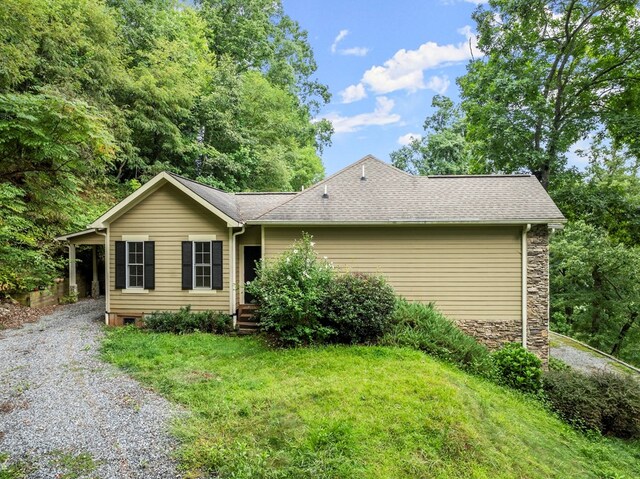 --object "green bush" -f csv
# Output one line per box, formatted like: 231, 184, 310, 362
324, 272, 396, 344
543, 369, 640, 438
492, 343, 543, 394
246, 233, 335, 345
381, 299, 495, 378
144, 306, 233, 334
